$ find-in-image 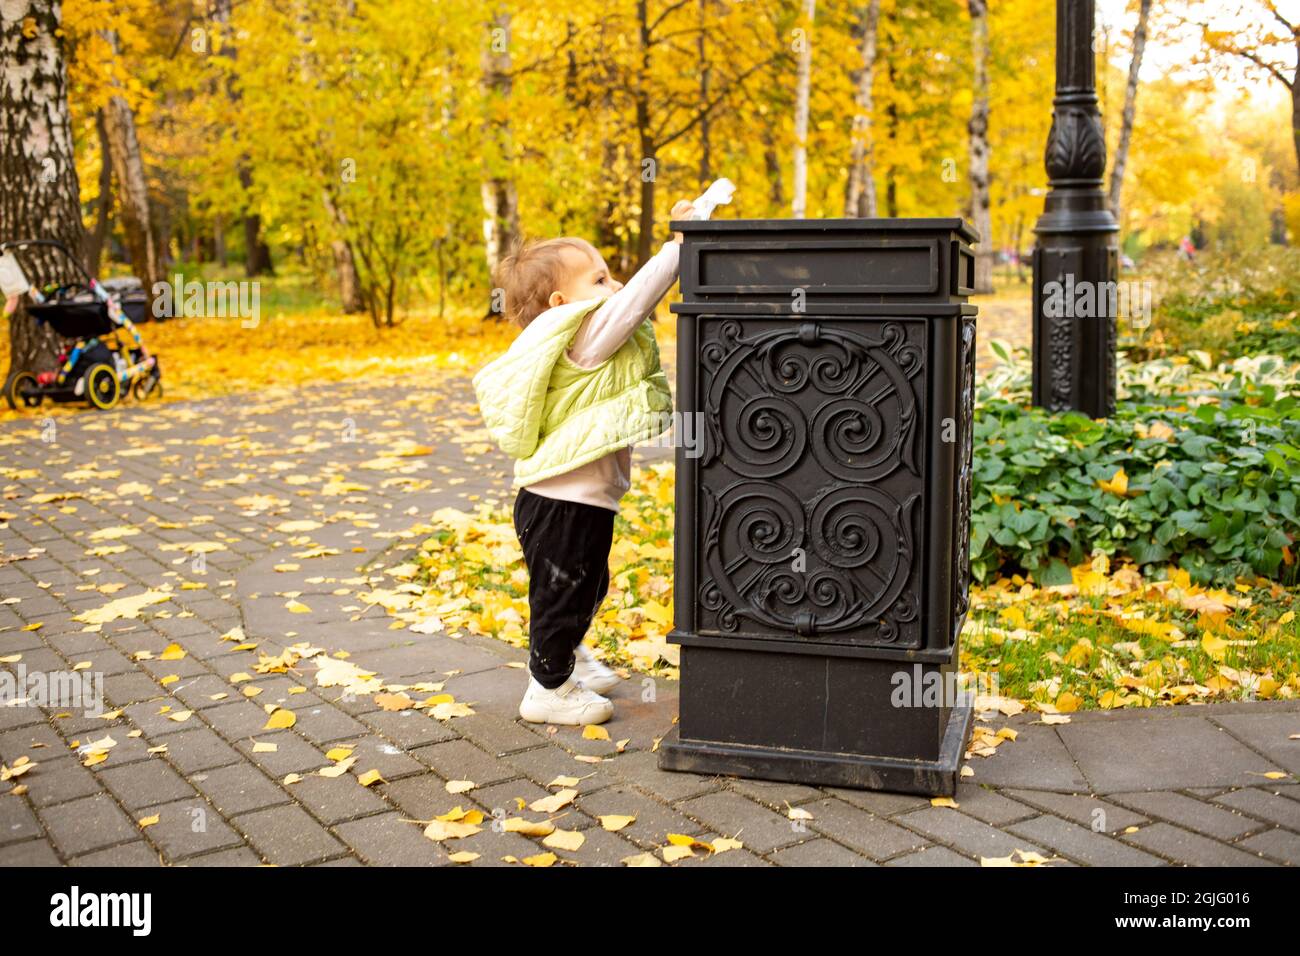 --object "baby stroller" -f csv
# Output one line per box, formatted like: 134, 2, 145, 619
0, 238, 161, 411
